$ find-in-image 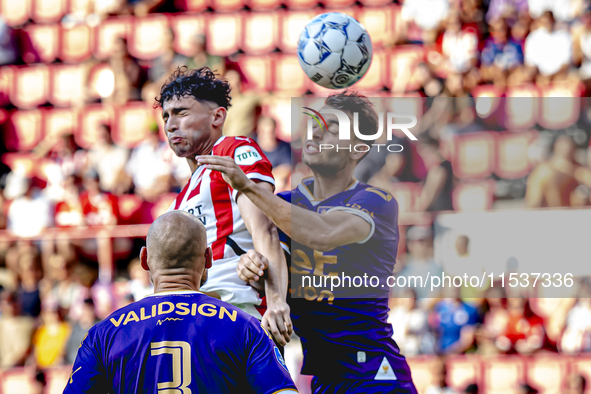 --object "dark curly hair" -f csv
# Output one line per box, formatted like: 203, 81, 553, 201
325, 90, 379, 141
154, 66, 232, 109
